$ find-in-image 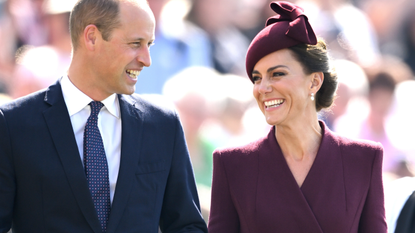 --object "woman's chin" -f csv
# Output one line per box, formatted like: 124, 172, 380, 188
265, 118, 279, 126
